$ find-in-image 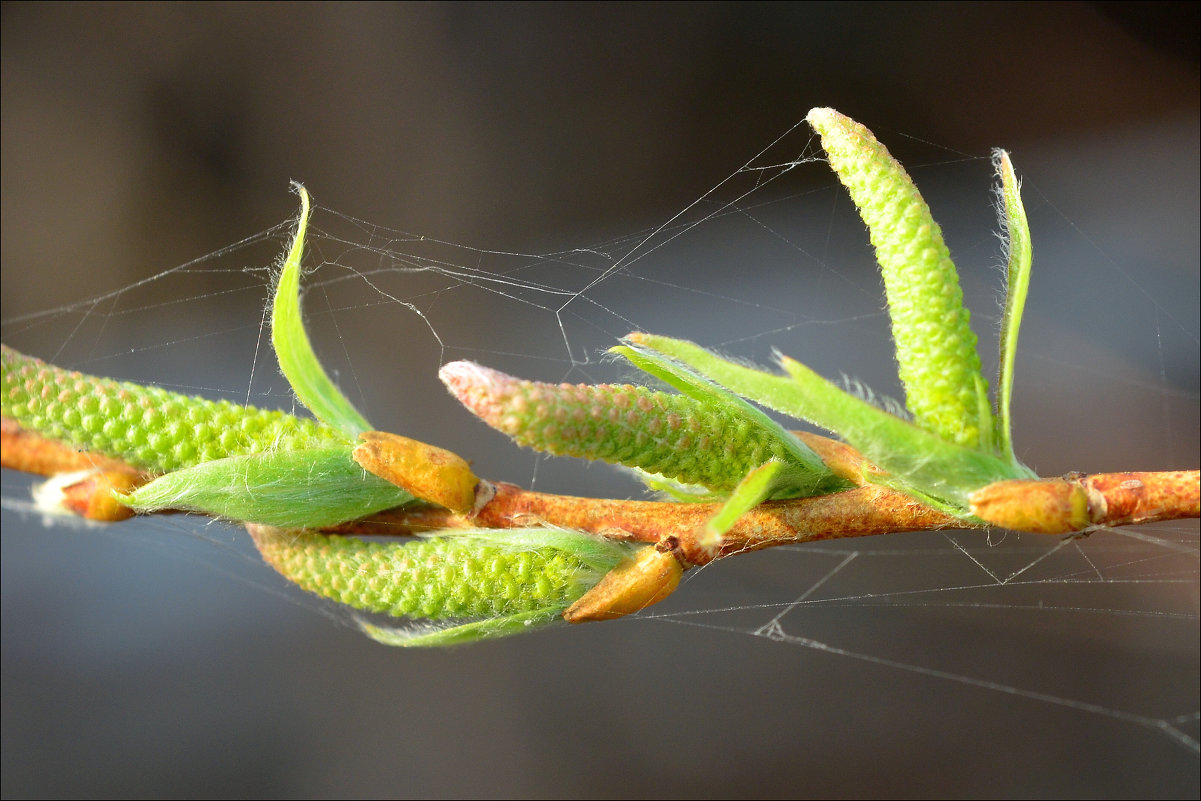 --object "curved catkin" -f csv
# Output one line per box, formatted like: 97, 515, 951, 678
807, 108, 989, 448
249, 527, 601, 619
1, 345, 346, 473
440, 361, 793, 492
